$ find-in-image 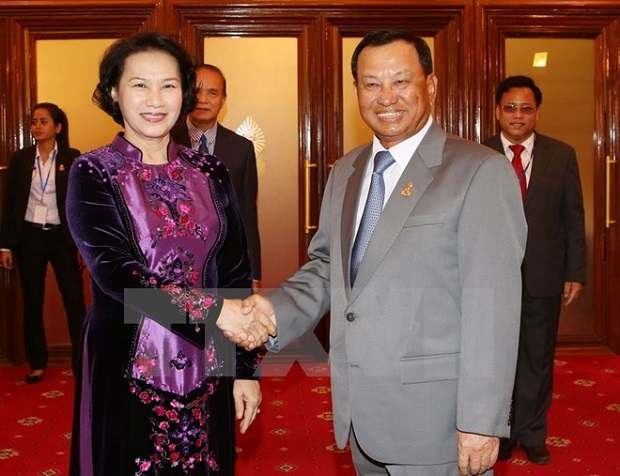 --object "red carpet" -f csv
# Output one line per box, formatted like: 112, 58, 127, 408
495, 355, 620, 475
0, 367, 74, 475
0, 356, 618, 475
